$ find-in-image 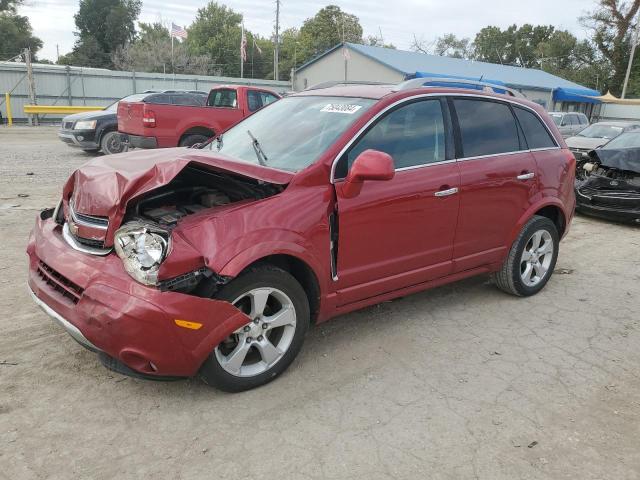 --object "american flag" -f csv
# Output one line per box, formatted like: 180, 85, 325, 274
240, 25, 247, 62
171, 23, 188, 40
240, 24, 247, 62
